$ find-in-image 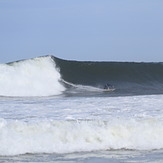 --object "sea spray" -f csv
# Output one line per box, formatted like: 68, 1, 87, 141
0, 56, 65, 96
